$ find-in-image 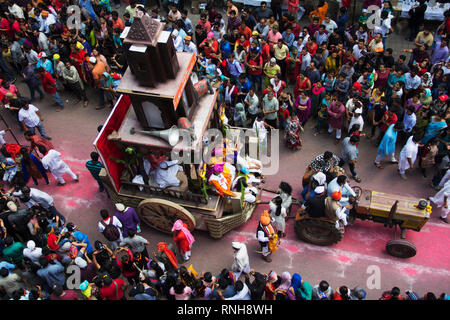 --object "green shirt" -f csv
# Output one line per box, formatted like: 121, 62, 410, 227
262, 95, 279, 120
2, 242, 26, 264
